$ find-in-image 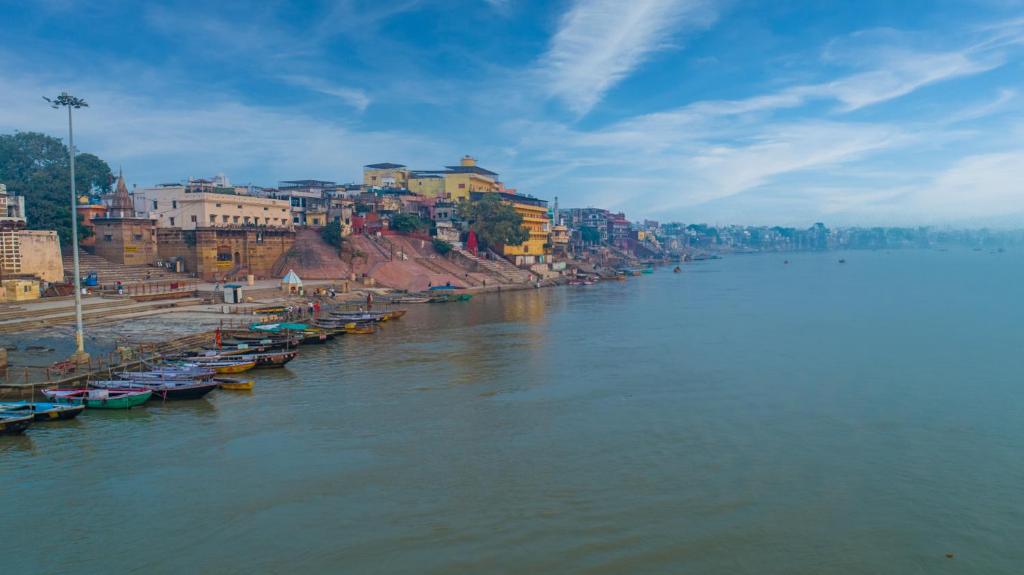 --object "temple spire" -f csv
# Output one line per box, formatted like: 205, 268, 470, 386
109, 169, 133, 218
